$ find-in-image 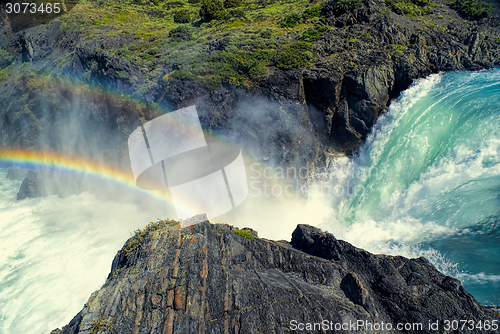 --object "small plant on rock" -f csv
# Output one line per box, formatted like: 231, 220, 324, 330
233, 229, 254, 240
